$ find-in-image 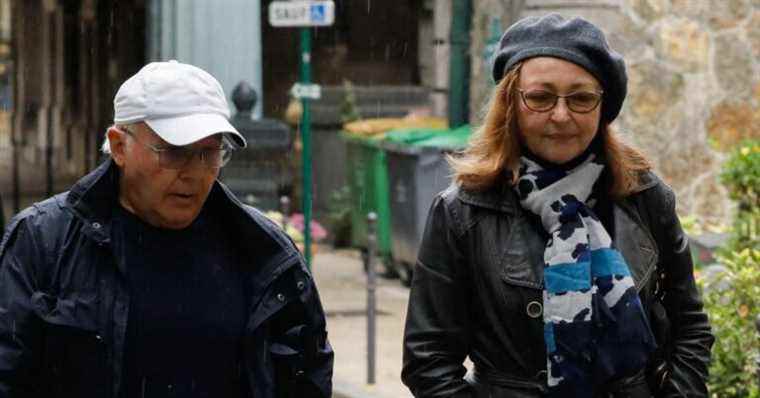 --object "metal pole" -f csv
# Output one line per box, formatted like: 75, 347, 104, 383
300, 27, 313, 268
280, 196, 291, 230
448, 0, 472, 128
46, 107, 54, 197
366, 212, 377, 385
11, 132, 19, 213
